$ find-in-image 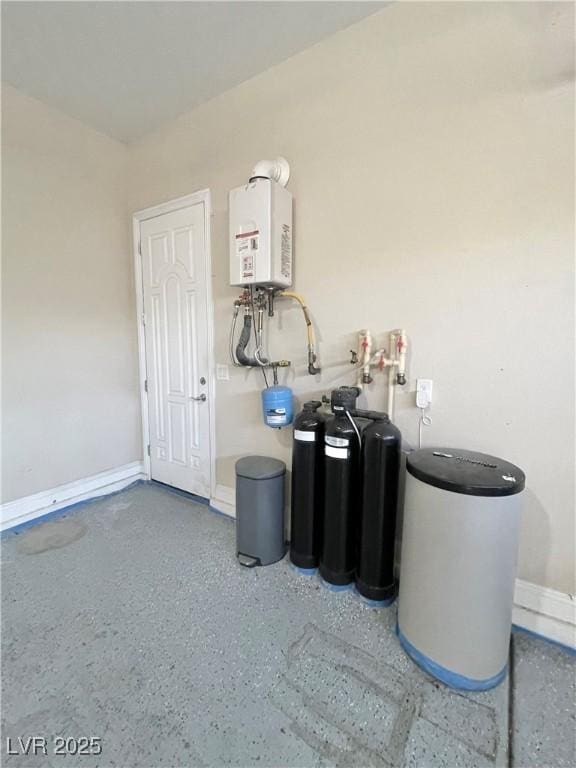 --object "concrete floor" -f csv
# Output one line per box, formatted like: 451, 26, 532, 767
510, 631, 576, 768
1, 483, 573, 768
